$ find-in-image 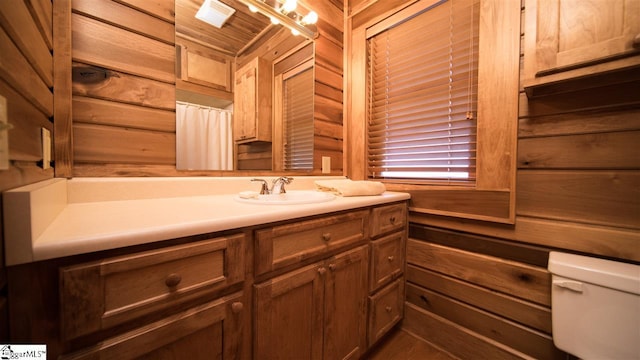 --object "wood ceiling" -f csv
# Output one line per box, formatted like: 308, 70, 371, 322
175, 0, 275, 56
